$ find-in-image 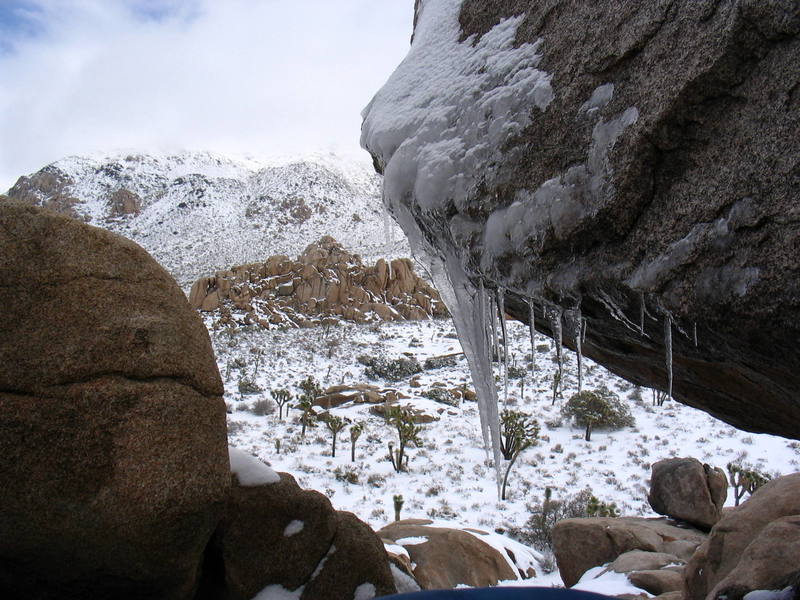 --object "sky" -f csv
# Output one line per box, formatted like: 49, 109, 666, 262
0, 0, 415, 191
